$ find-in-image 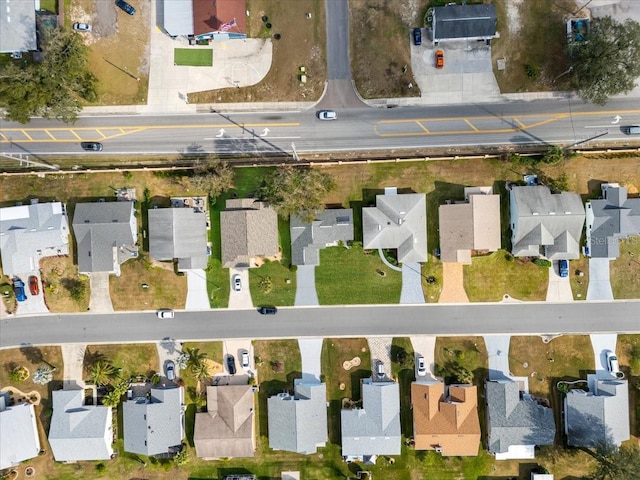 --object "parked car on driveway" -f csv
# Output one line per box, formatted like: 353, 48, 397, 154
73, 23, 92, 31
606, 350, 620, 374
28, 276, 39, 296
233, 274, 242, 292
227, 355, 236, 375
412, 28, 422, 46
375, 361, 385, 379
241, 351, 250, 370
435, 49, 444, 69
166, 360, 175, 381
416, 355, 427, 376
13, 279, 27, 302
115, 0, 135, 15
559, 259, 569, 278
